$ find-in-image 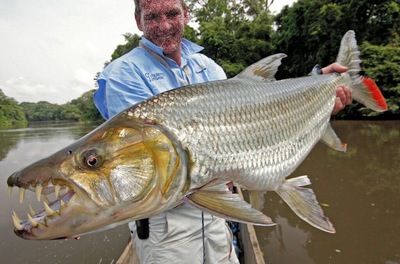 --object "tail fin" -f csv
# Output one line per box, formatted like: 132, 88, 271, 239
337, 30, 387, 112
